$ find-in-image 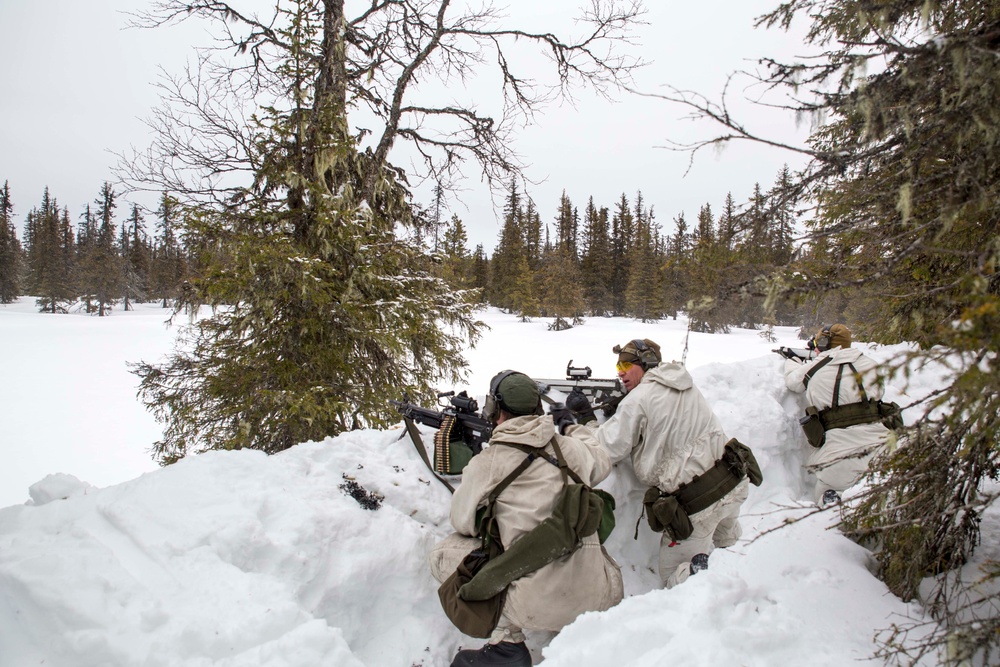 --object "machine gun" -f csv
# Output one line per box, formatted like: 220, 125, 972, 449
391, 361, 624, 488
390, 391, 493, 481
534, 360, 625, 415
773, 346, 818, 362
